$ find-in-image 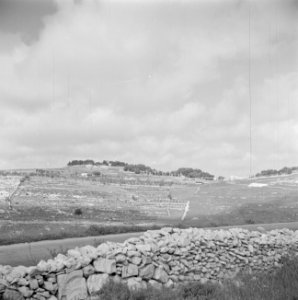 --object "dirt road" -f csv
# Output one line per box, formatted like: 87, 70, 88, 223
0, 232, 143, 267
2, 222, 298, 267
